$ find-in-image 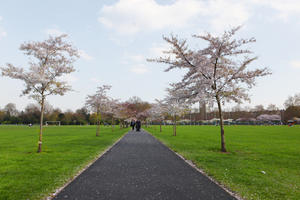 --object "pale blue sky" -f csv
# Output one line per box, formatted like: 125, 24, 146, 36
0, 0, 299, 111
